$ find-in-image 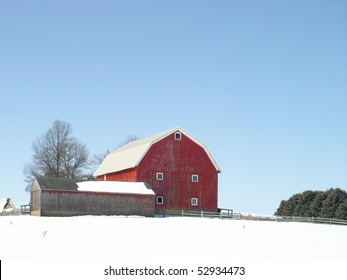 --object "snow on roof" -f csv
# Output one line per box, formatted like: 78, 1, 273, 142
76, 181, 155, 196
94, 127, 221, 177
